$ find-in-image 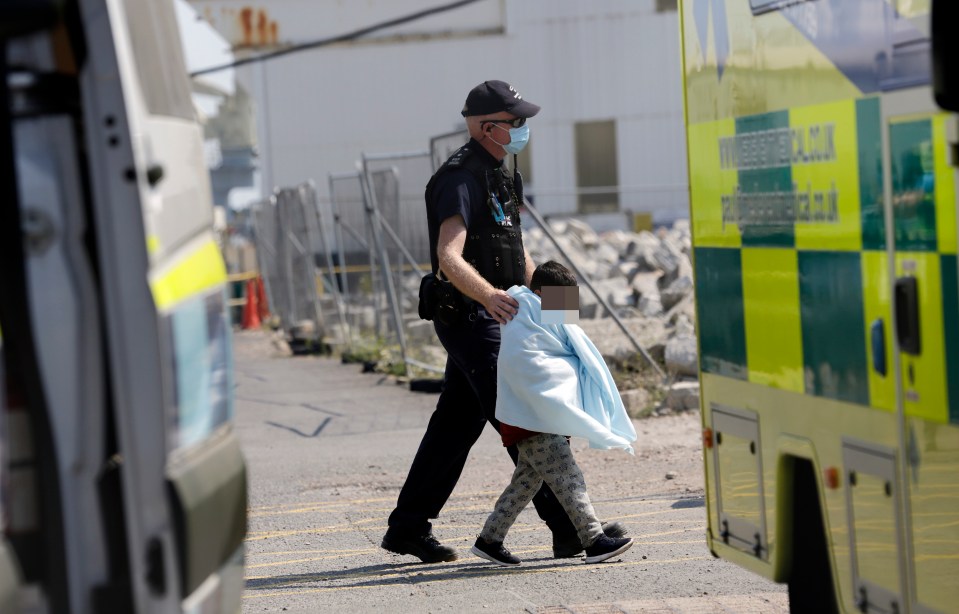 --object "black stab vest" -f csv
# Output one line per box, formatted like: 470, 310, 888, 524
426, 143, 526, 290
